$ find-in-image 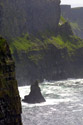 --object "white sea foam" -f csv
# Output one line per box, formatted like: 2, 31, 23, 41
18, 79, 83, 125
